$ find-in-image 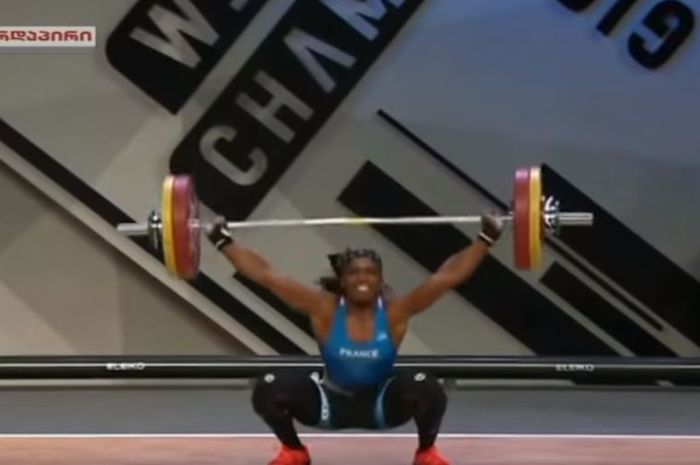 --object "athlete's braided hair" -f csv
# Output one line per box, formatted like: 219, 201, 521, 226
317, 248, 384, 295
